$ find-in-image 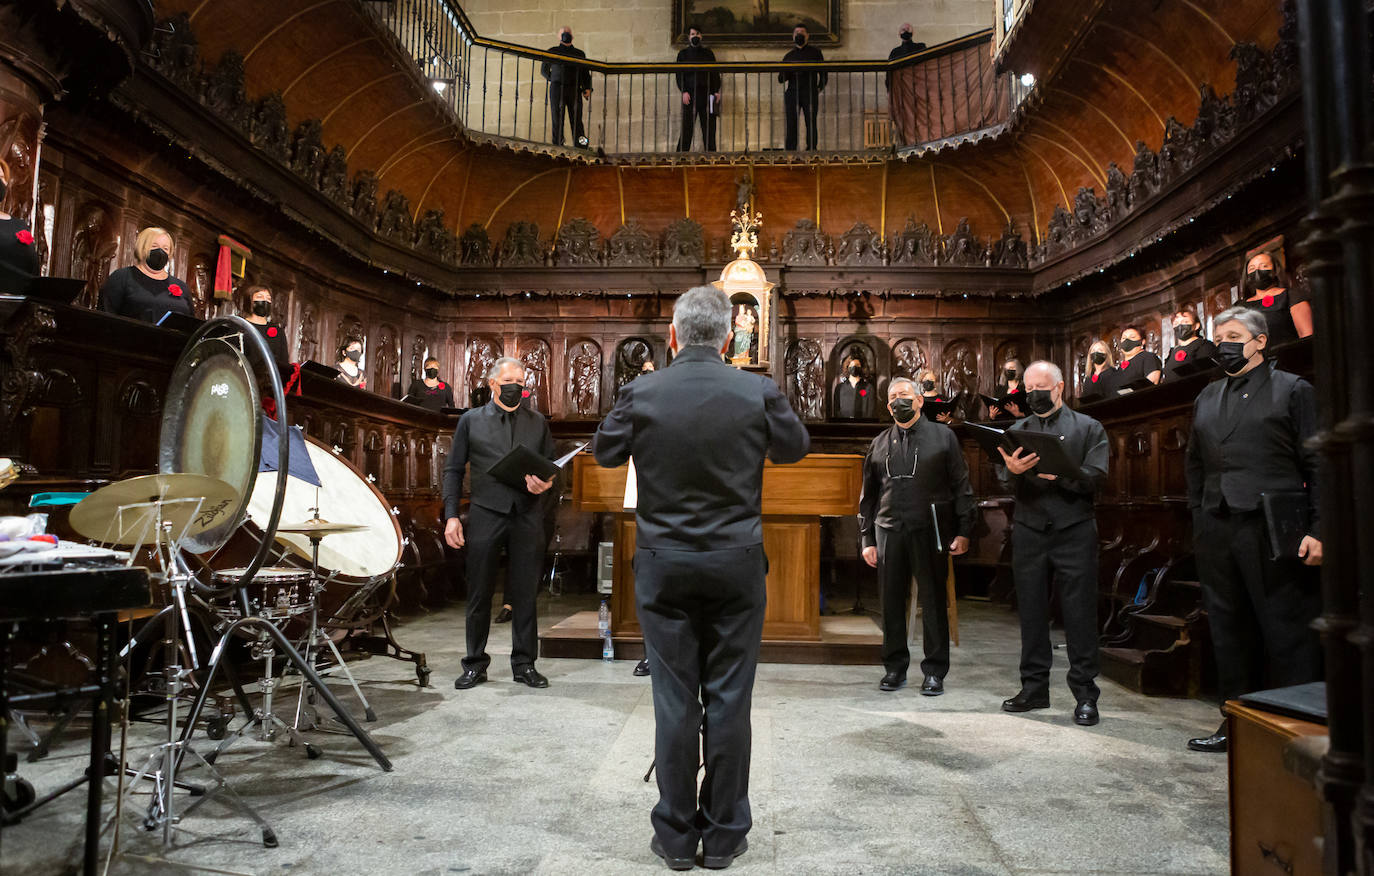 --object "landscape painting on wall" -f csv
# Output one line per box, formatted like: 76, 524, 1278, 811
673, 0, 841, 46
